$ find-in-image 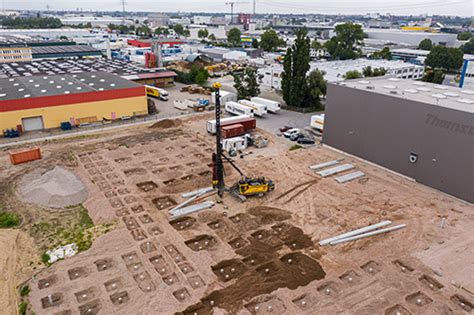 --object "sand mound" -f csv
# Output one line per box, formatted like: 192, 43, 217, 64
18, 166, 87, 209
150, 119, 181, 129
